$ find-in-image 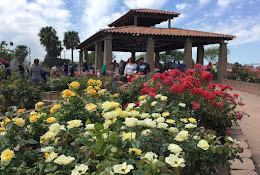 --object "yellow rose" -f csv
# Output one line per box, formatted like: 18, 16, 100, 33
162, 112, 170, 117
87, 86, 93, 91
0, 127, 5, 131
121, 132, 136, 141
54, 155, 75, 165
96, 80, 102, 87
167, 144, 183, 154
69, 81, 80, 89
166, 119, 175, 124
111, 147, 118, 153
98, 91, 102, 95
160, 96, 168, 101
114, 93, 119, 98
94, 86, 100, 91
178, 103, 186, 108
175, 131, 189, 142
188, 118, 196, 123
165, 154, 185, 168
125, 118, 139, 127
197, 139, 209, 150
113, 162, 134, 174
85, 103, 97, 112
62, 89, 72, 97
89, 89, 96, 95
17, 108, 26, 114
45, 152, 58, 162
138, 95, 146, 101
67, 120, 83, 129
151, 101, 157, 106
1, 149, 15, 162
30, 115, 38, 123
5, 118, 10, 124
110, 101, 120, 108
46, 117, 56, 123
35, 102, 45, 111
13, 118, 25, 127
129, 148, 142, 155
